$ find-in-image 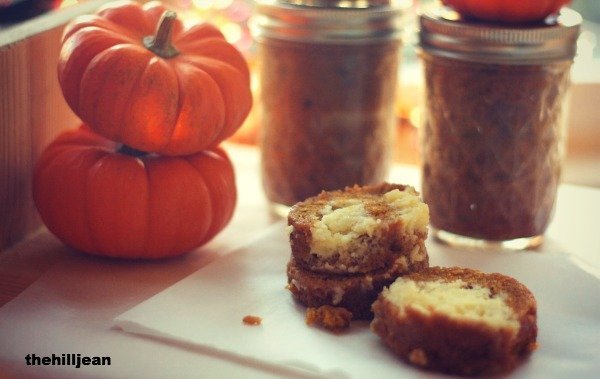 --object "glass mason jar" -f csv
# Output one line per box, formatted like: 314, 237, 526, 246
250, 0, 409, 215
418, 8, 581, 249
